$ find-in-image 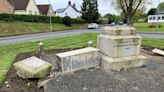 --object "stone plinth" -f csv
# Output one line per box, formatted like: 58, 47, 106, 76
14, 56, 52, 79
56, 47, 100, 73
101, 55, 148, 71
98, 26, 148, 71
98, 35, 141, 57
